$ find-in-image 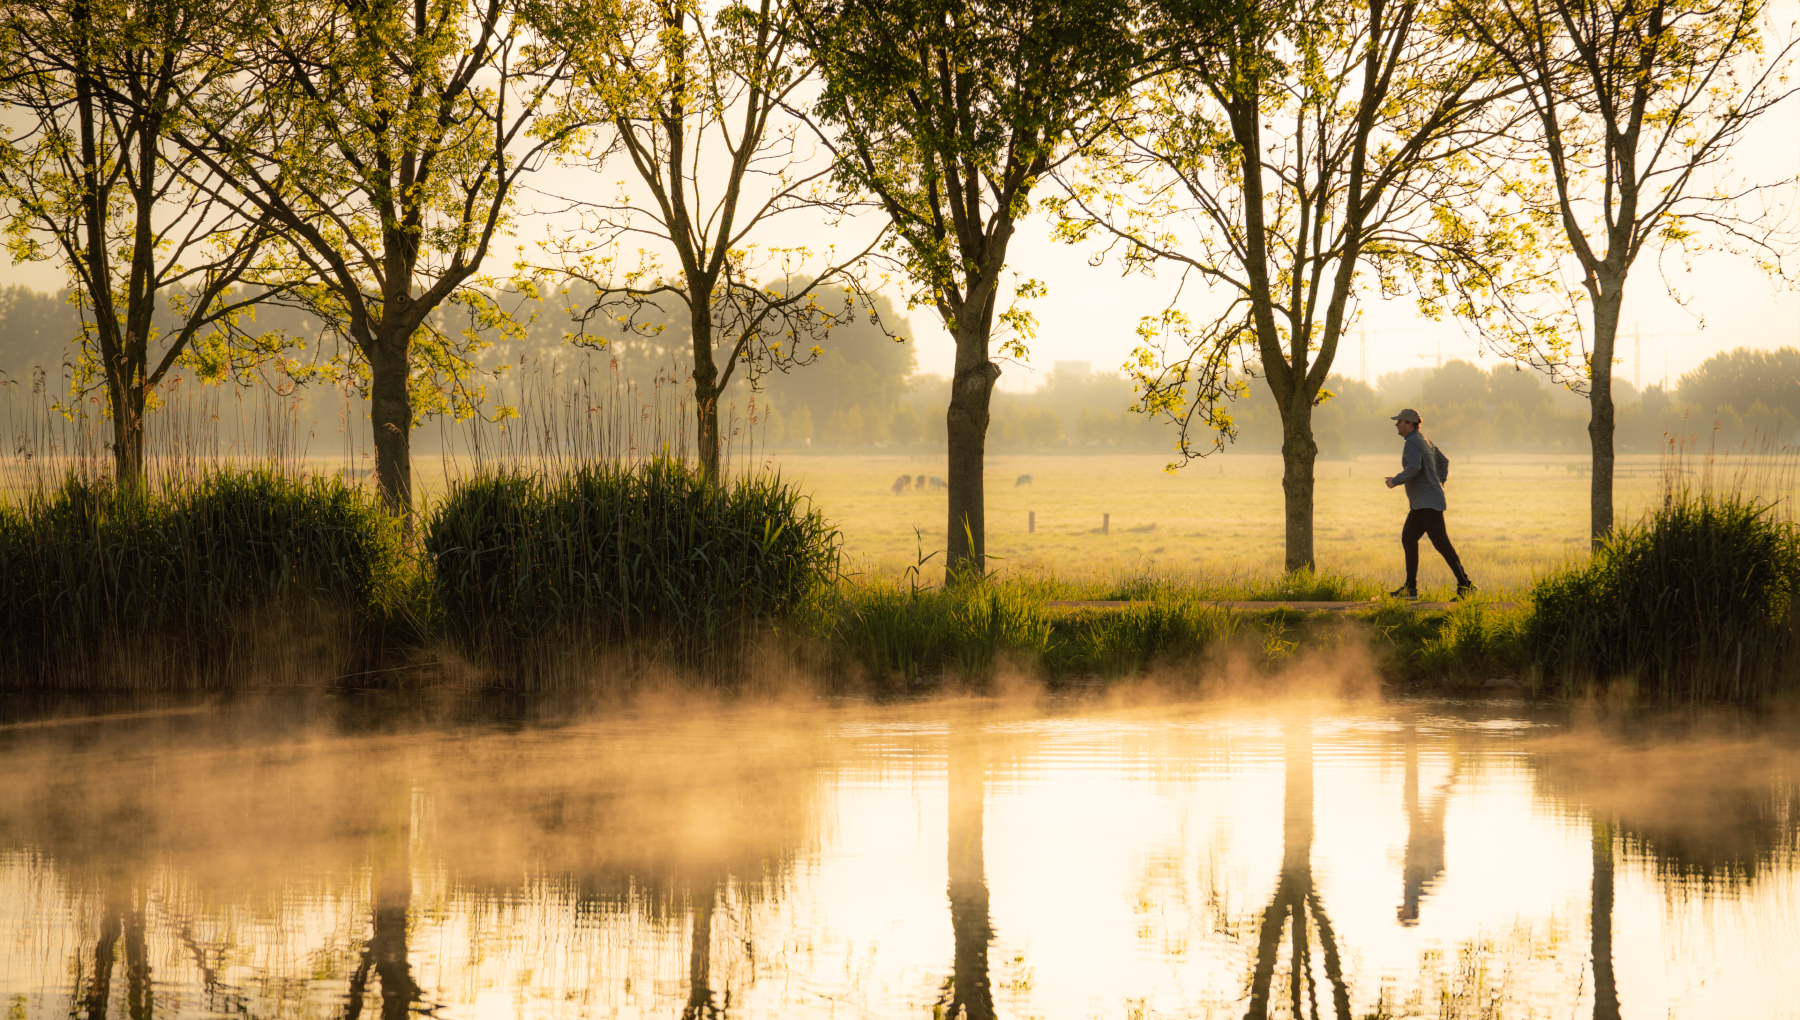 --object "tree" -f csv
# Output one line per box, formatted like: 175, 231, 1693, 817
801, 0, 1142, 575
1052, 0, 1534, 570
546, 0, 893, 481
0, 0, 288, 483
1456, 0, 1800, 544
169, 0, 594, 518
